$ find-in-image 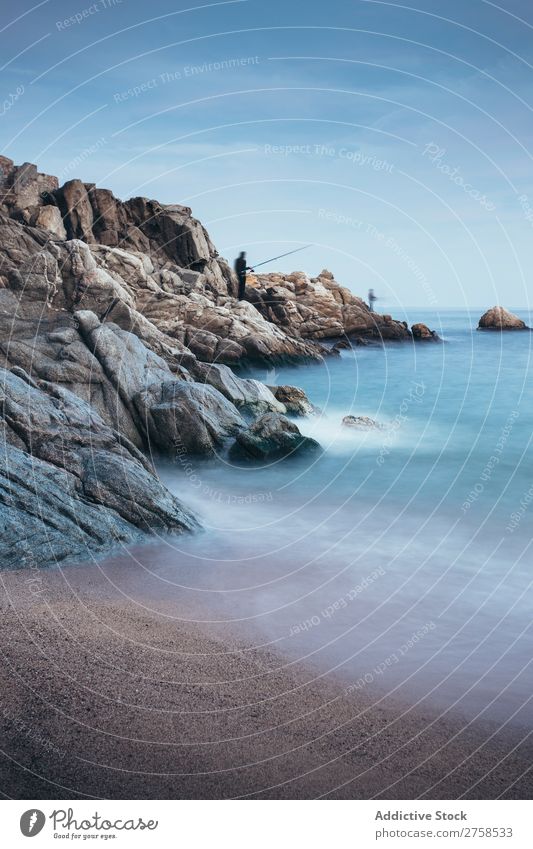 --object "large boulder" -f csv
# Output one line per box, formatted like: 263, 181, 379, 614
192, 362, 286, 416
0, 441, 138, 569
74, 309, 174, 441
0, 157, 58, 212
0, 368, 198, 568
478, 306, 529, 331
31, 205, 67, 239
230, 412, 321, 461
134, 380, 246, 456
